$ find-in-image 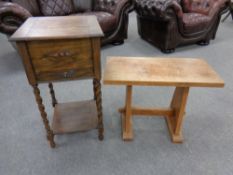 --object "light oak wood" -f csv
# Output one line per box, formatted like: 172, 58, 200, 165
52, 100, 98, 134
119, 107, 174, 117
103, 57, 224, 87
122, 86, 133, 140
10, 16, 104, 41
103, 57, 225, 143
166, 87, 189, 143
